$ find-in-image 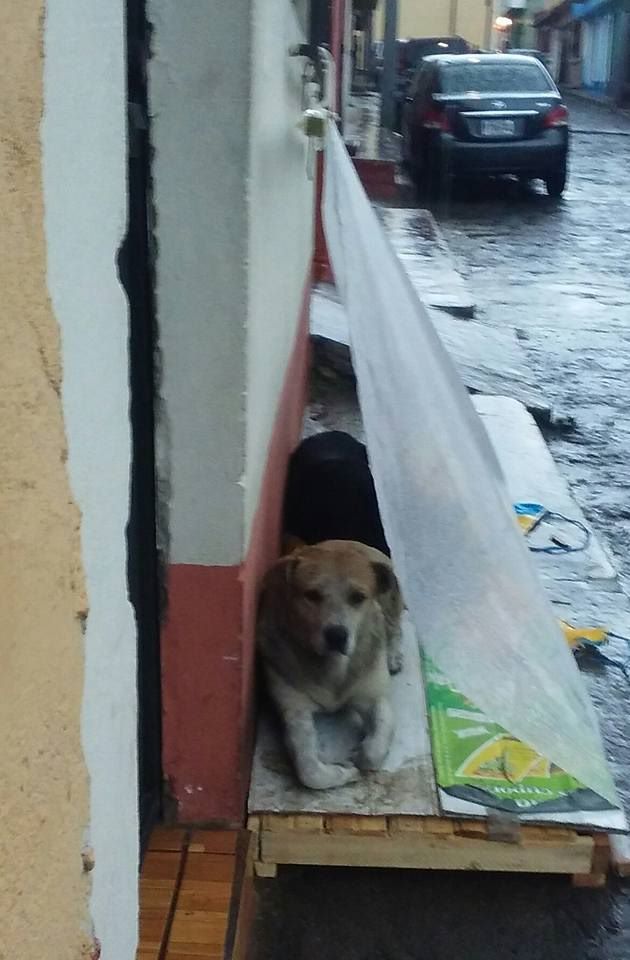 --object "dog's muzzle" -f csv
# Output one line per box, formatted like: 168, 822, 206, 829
323, 624, 349, 655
